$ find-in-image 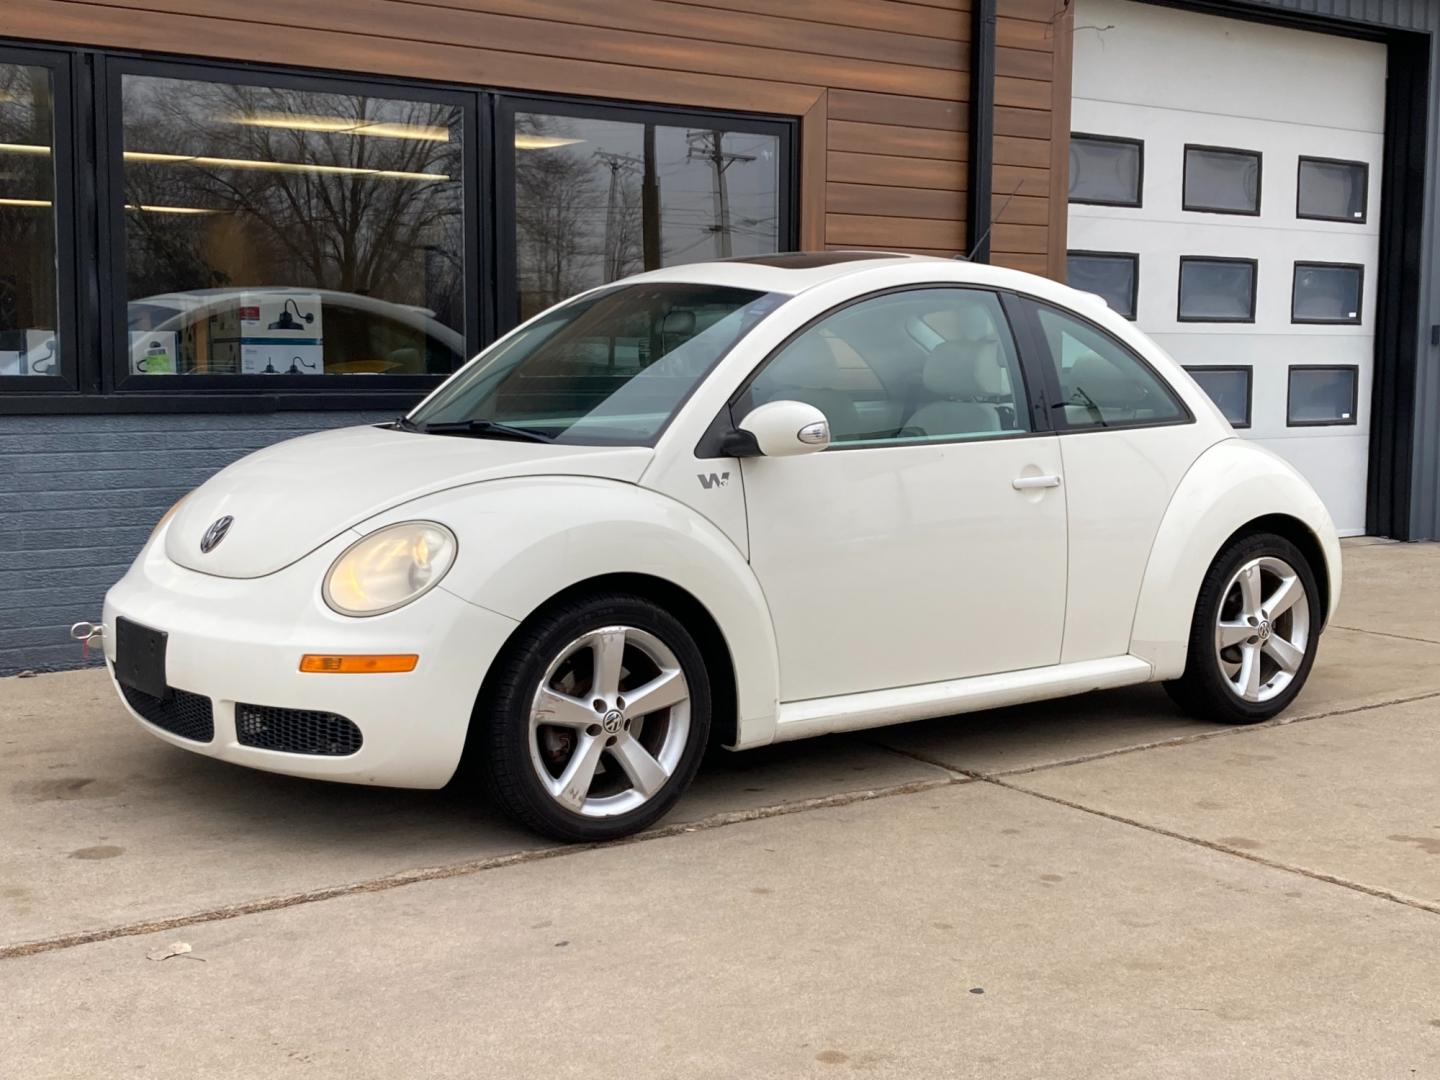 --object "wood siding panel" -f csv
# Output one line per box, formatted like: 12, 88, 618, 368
829, 152, 967, 192
19, 0, 968, 98
402, 0, 968, 71
984, 0, 1070, 279
660, 0, 970, 40
2, 0, 982, 272
828, 89, 968, 130
829, 120, 966, 161
829, 182, 966, 221
827, 213, 966, 250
